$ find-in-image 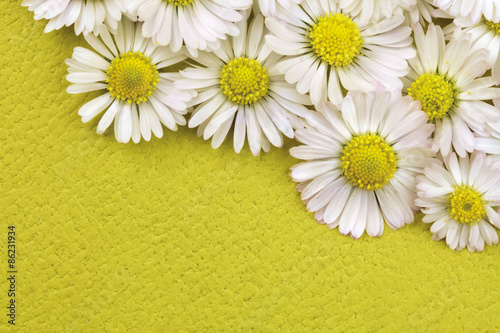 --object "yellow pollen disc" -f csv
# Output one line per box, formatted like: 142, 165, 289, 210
447, 185, 486, 225
485, 19, 500, 34
308, 13, 364, 67
106, 52, 159, 105
341, 134, 397, 191
407, 73, 458, 121
164, 0, 193, 6
220, 57, 269, 105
